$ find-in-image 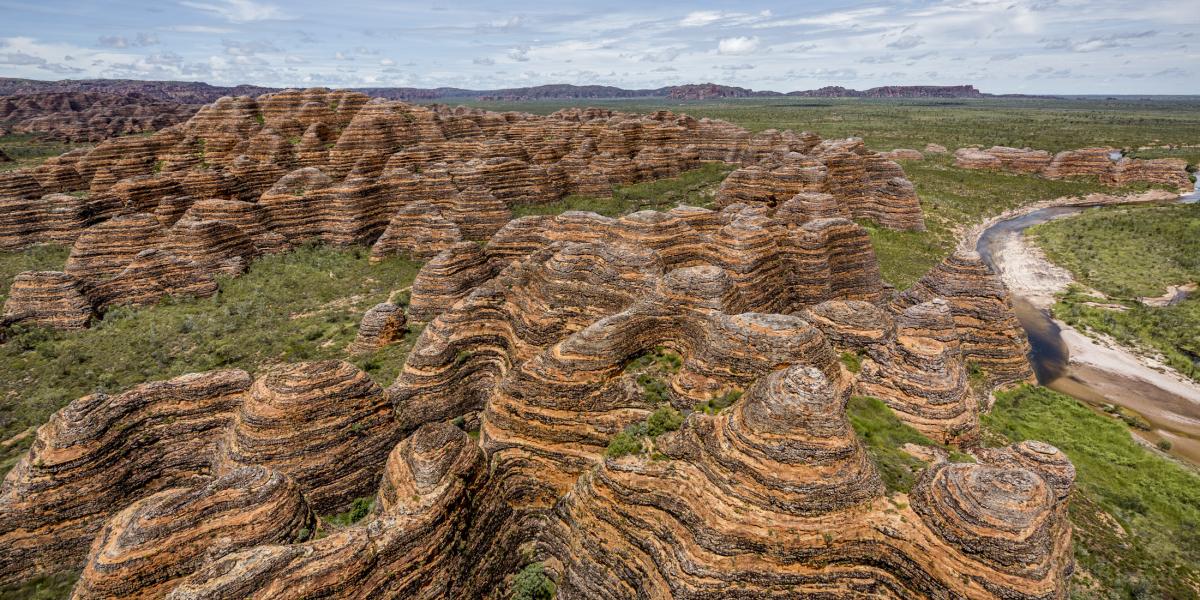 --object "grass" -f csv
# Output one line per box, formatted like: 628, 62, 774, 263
0, 244, 421, 475
983, 385, 1200, 599
0, 571, 78, 600
1031, 202, 1200, 299
0, 245, 70, 305
0, 134, 91, 172
1029, 202, 1200, 381
511, 161, 733, 218
846, 396, 973, 494
468, 97, 1200, 154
